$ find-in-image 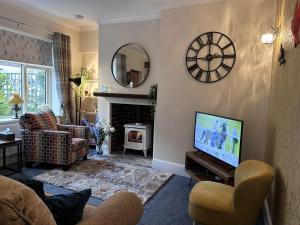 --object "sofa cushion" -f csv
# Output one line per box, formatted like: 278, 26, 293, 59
40, 110, 58, 130
20, 110, 57, 131
0, 176, 56, 225
43, 189, 92, 225
19, 113, 45, 130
